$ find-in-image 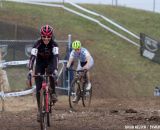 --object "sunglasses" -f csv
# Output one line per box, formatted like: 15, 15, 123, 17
42, 36, 51, 39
